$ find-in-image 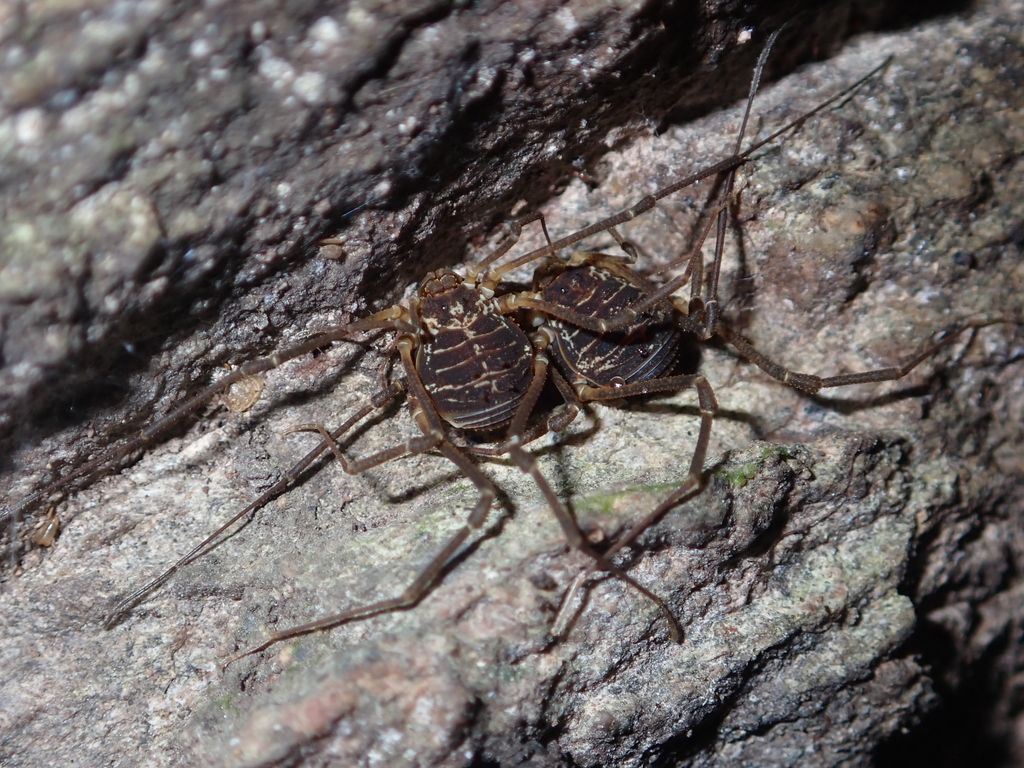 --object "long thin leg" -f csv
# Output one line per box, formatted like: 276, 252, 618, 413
222, 438, 495, 666
552, 374, 718, 636
717, 316, 1014, 395
581, 373, 717, 548
464, 211, 549, 285
704, 29, 781, 334
505, 438, 682, 641
495, 336, 682, 638
1, 308, 414, 531
104, 381, 406, 628
463, 408, 575, 457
